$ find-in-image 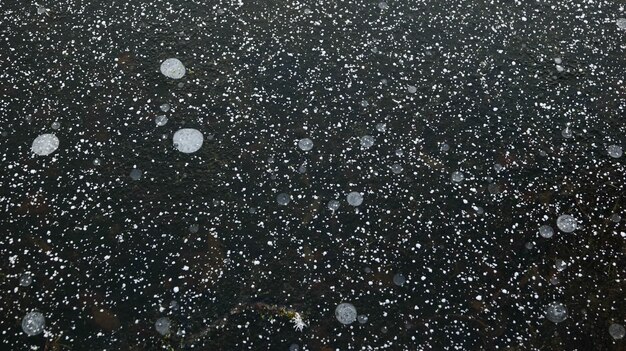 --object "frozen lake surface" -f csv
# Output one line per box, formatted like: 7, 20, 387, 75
0, 0, 624, 350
